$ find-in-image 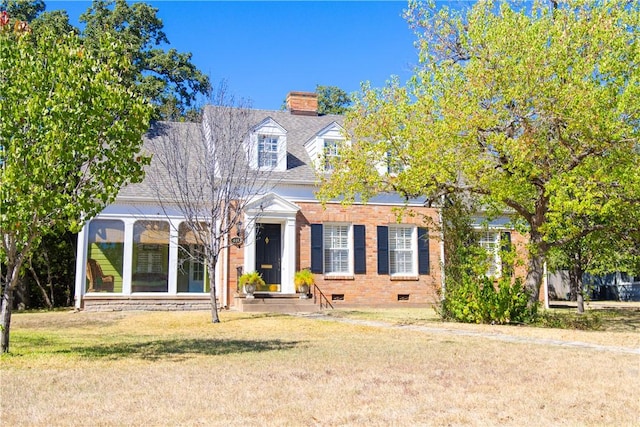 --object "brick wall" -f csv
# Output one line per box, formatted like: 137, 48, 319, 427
295, 202, 442, 307
225, 200, 535, 308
